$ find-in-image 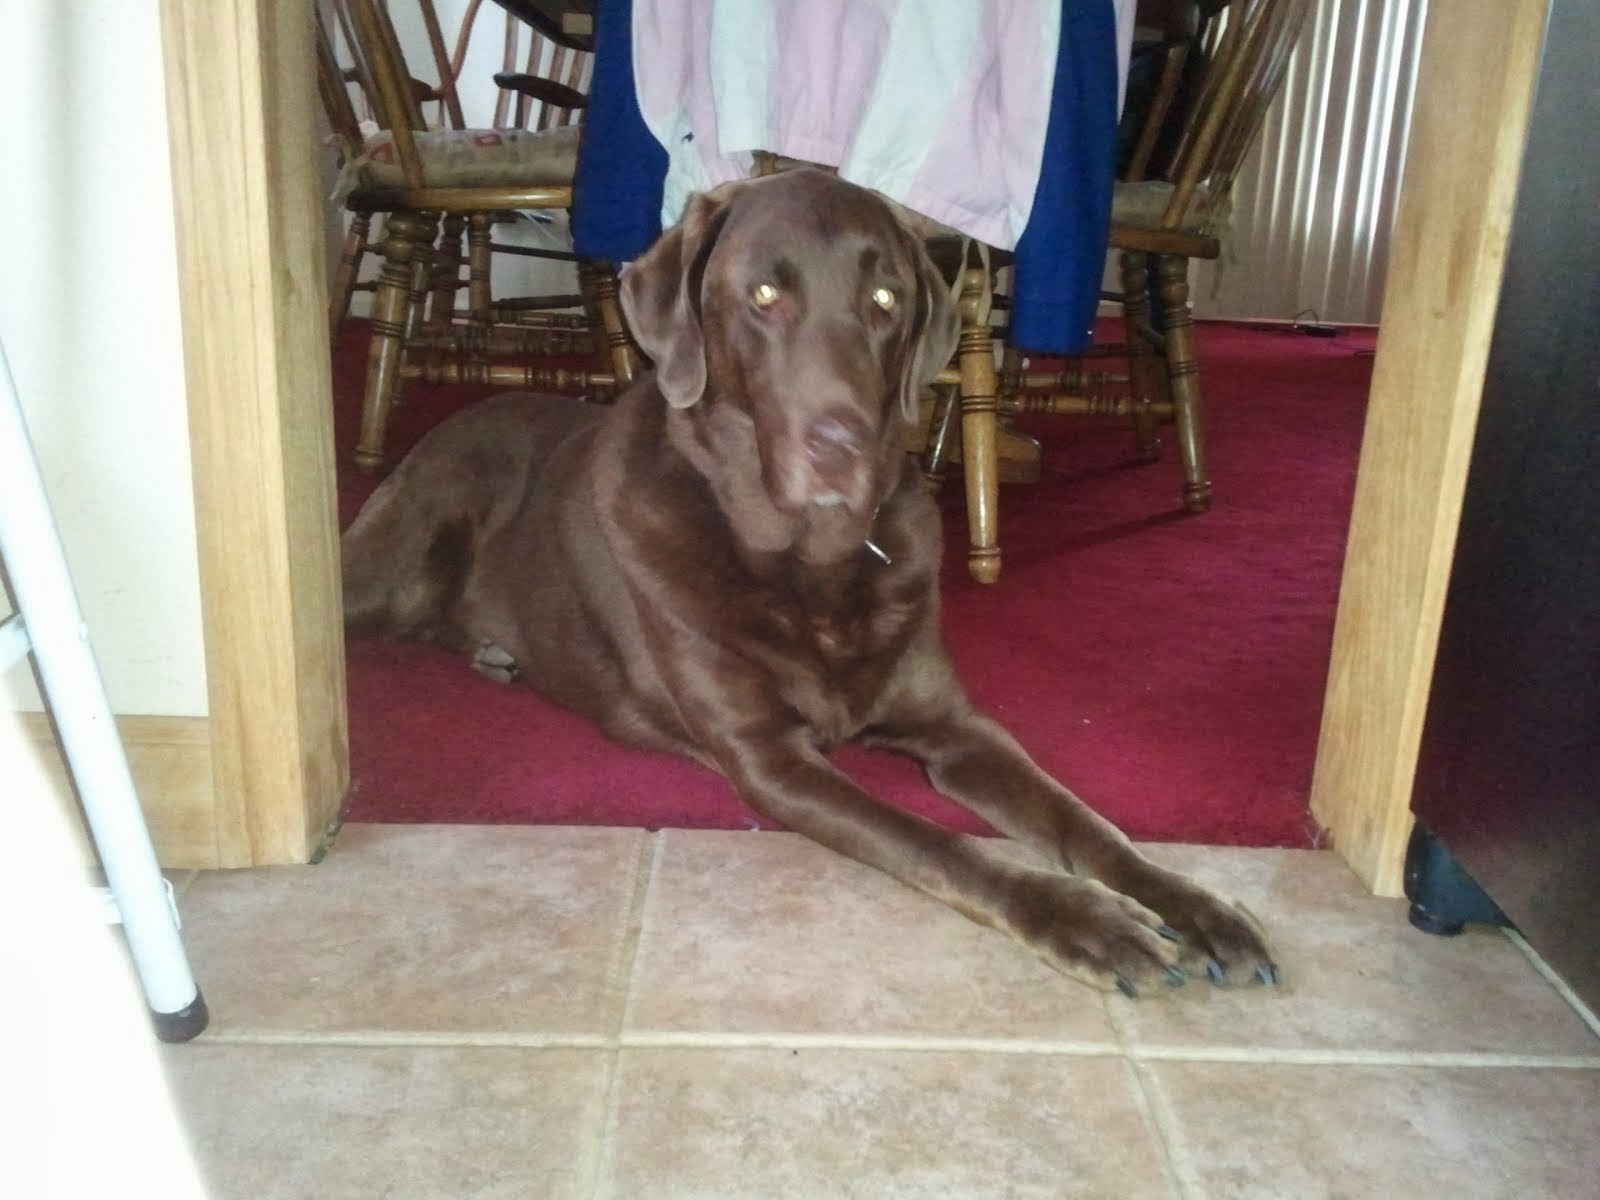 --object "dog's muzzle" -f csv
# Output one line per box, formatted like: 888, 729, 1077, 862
802, 413, 873, 507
